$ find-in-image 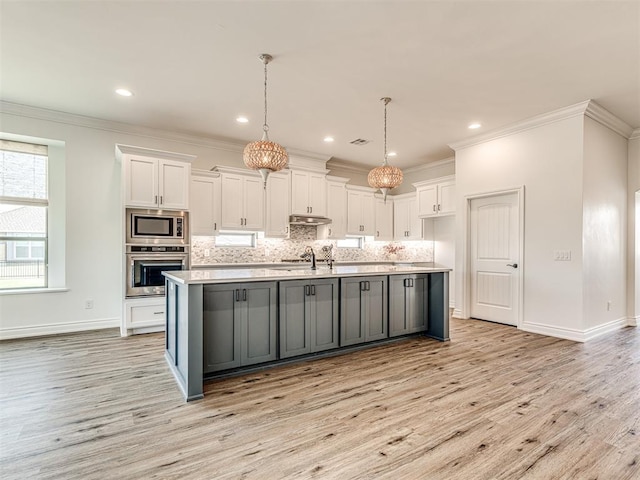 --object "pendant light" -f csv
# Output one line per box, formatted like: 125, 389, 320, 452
367, 97, 403, 201
243, 53, 288, 188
